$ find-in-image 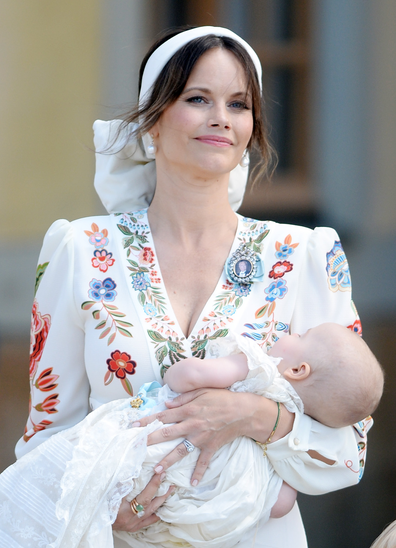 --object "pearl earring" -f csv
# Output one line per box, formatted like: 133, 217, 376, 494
240, 150, 250, 168
147, 135, 157, 156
